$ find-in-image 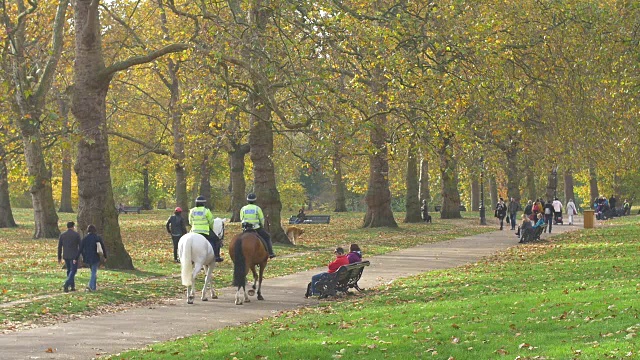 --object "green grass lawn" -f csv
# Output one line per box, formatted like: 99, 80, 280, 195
109, 216, 640, 360
0, 208, 493, 331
